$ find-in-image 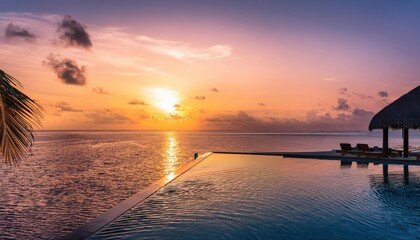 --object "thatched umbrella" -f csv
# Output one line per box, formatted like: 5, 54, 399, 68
369, 85, 420, 157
